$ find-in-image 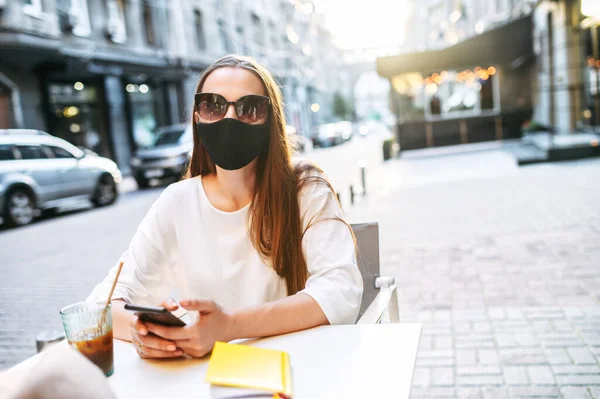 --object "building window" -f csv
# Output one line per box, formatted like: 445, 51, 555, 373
47, 83, 109, 157
391, 67, 500, 122
252, 14, 262, 57
106, 0, 127, 43
269, 21, 278, 52
218, 20, 232, 53
57, 0, 91, 36
236, 26, 246, 54
23, 0, 43, 16
494, 0, 503, 14
142, 0, 156, 46
195, 10, 206, 50
125, 83, 157, 148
